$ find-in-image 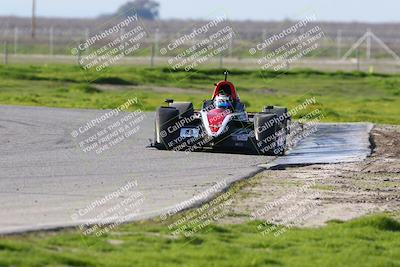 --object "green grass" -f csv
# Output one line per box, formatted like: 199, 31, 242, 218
0, 175, 399, 266
0, 64, 399, 124
1, 64, 400, 265
0, 215, 399, 267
